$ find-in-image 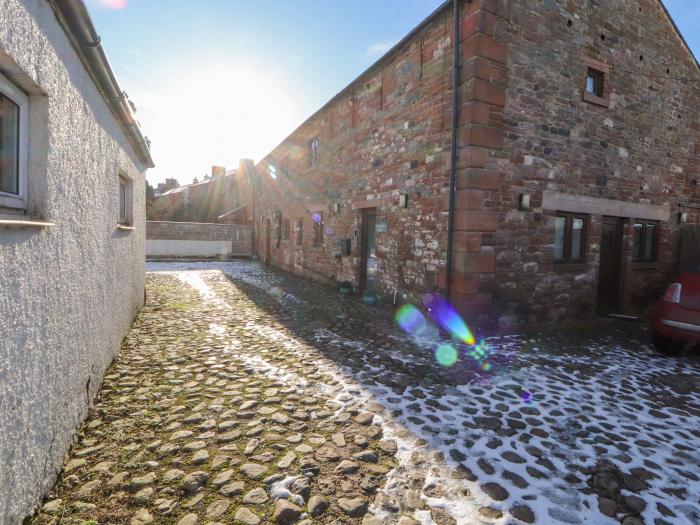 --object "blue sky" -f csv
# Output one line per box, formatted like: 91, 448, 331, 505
85, 0, 700, 185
